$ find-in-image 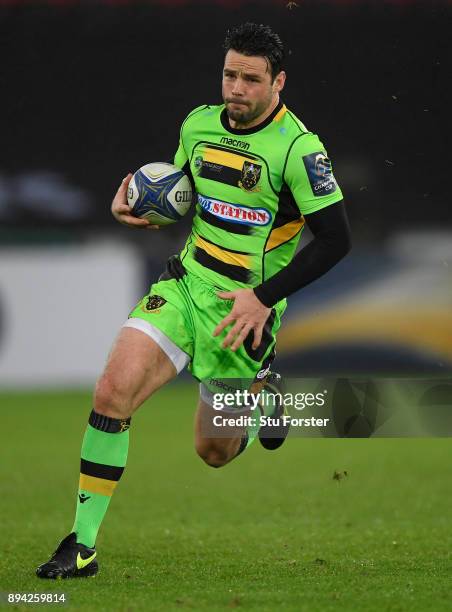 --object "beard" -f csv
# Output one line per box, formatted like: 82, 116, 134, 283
224, 94, 272, 126
225, 103, 255, 124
